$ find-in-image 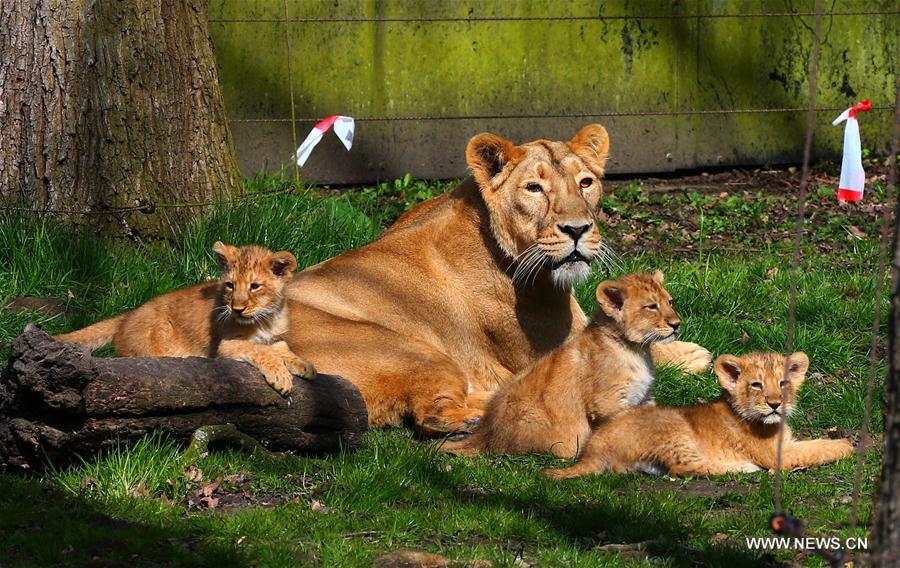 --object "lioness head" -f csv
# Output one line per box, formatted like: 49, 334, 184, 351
466, 124, 609, 288
594, 271, 681, 345
213, 242, 297, 325
714, 352, 809, 424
